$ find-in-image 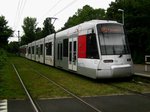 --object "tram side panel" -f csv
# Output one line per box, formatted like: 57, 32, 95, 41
31, 41, 36, 61
27, 43, 32, 59
35, 40, 40, 62
35, 38, 45, 63
55, 30, 73, 70
55, 34, 65, 69
39, 38, 45, 63
62, 37, 69, 70
55, 26, 99, 79
77, 29, 100, 79
25, 45, 28, 58
19, 45, 27, 57
45, 34, 54, 66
